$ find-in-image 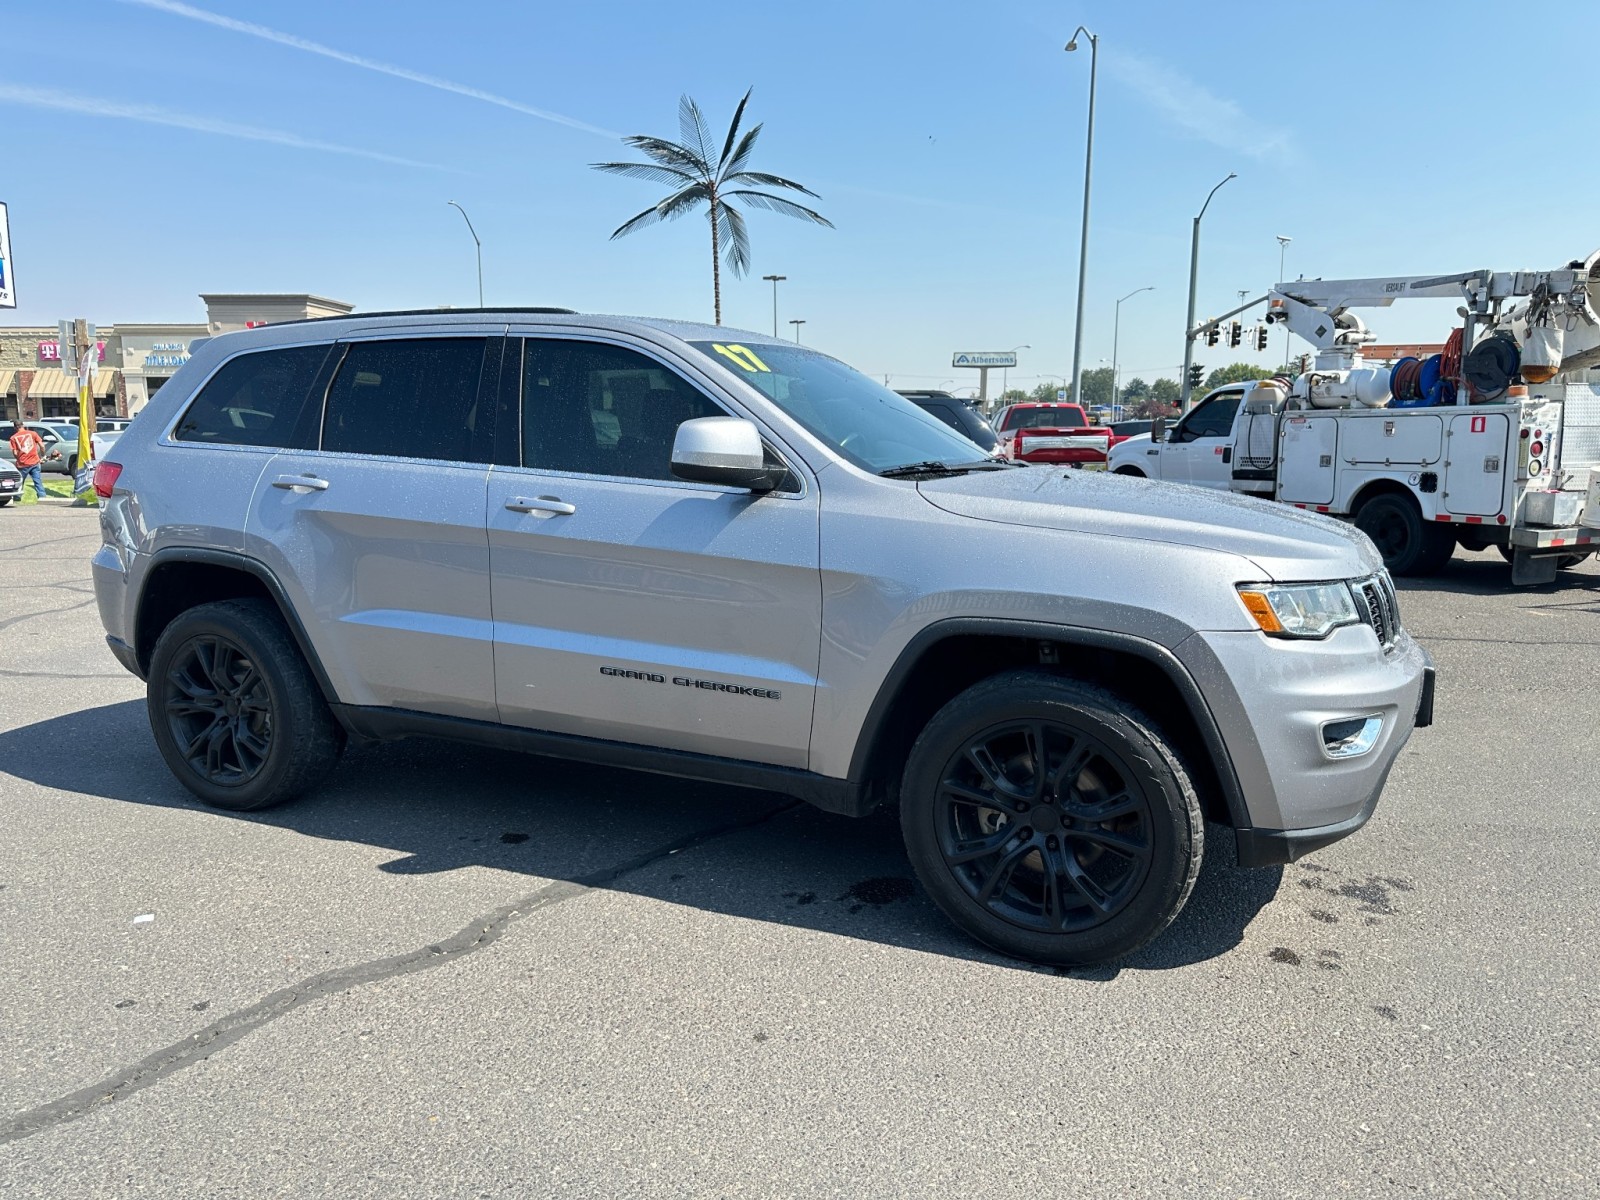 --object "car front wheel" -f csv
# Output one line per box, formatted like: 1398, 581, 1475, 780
147, 598, 344, 811
900, 671, 1203, 966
